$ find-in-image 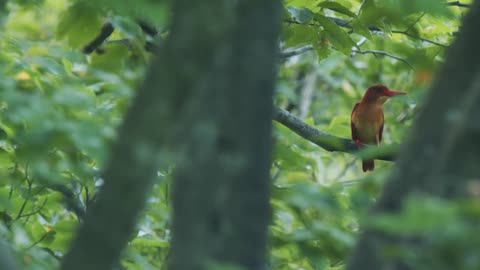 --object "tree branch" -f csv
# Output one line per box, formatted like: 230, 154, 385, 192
47, 183, 86, 221
82, 20, 159, 54
447, 1, 472, 8
82, 23, 115, 54
273, 107, 395, 161
136, 19, 158, 36
284, 16, 449, 47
